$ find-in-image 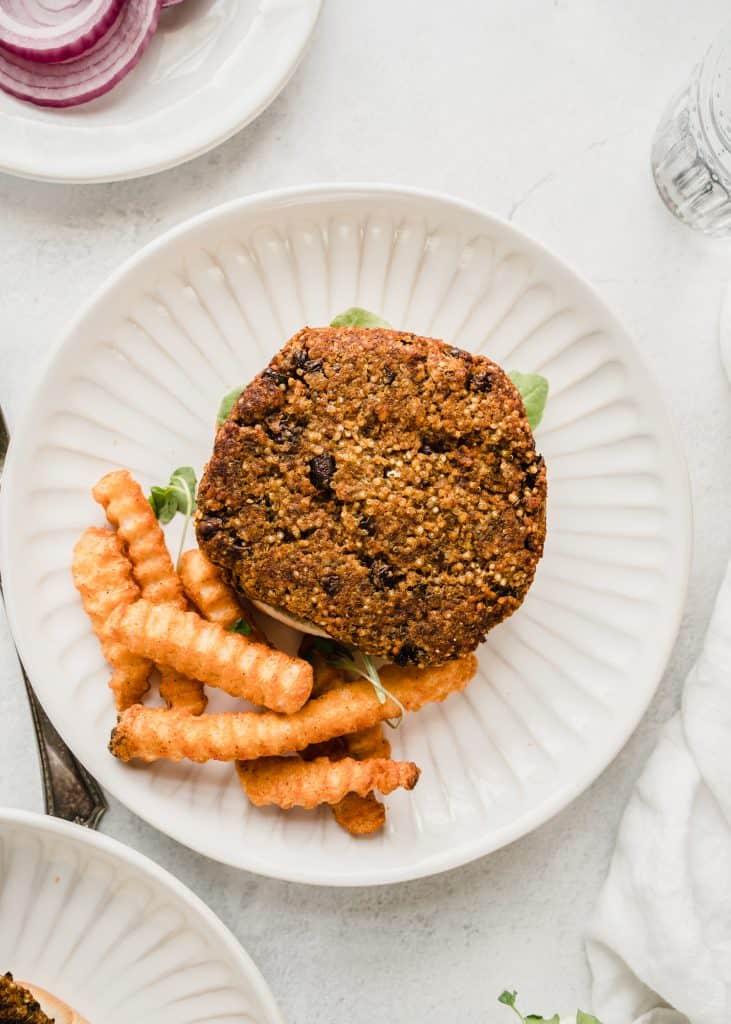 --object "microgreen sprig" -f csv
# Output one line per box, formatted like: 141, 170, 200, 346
148, 466, 197, 573
310, 637, 406, 728
498, 990, 602, 1024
